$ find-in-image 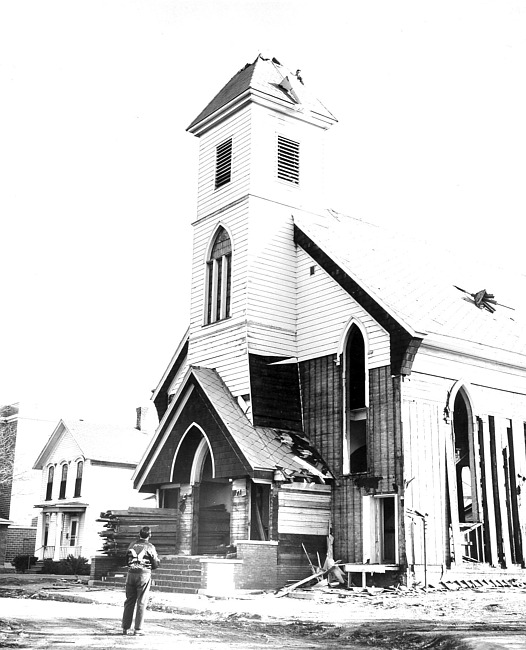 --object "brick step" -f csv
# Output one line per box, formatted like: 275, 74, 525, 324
99, 555, 204, 594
